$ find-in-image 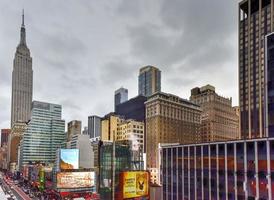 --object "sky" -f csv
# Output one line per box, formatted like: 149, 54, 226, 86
0, 0, 239, 130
